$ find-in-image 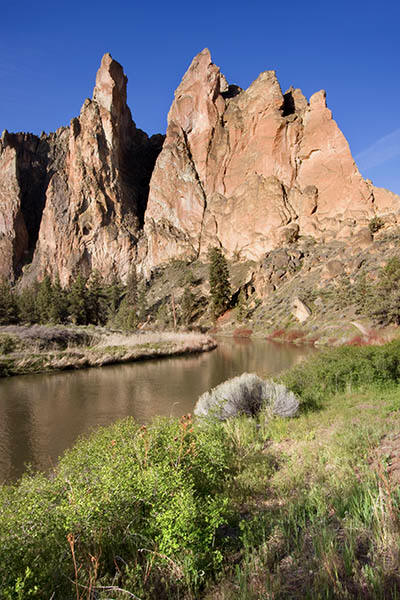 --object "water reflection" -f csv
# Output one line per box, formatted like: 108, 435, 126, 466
0, 337, 315, 482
